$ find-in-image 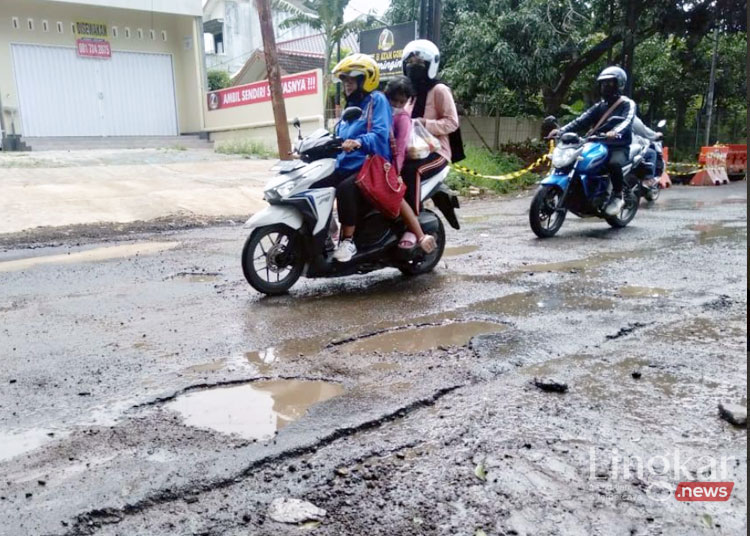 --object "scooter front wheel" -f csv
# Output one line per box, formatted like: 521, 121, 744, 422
242, 224, 304, 295
529, 186, 567, 238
